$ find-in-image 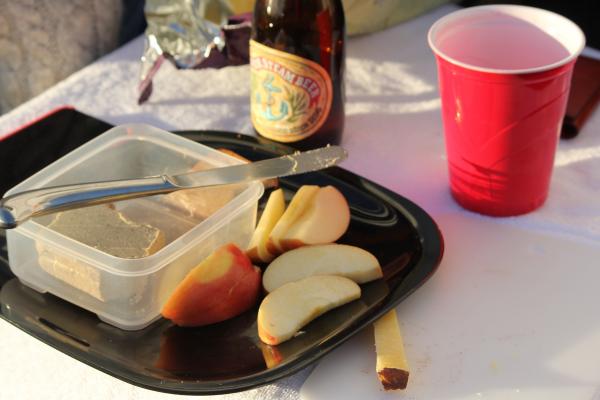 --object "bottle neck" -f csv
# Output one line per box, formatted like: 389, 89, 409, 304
251, 0, 344, 65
